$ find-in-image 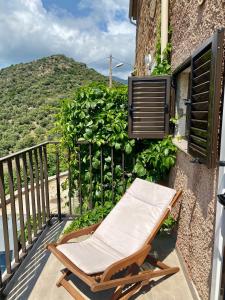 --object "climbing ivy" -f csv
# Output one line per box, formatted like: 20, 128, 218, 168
58, 83, 177, 232
152, 23, 172, 75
